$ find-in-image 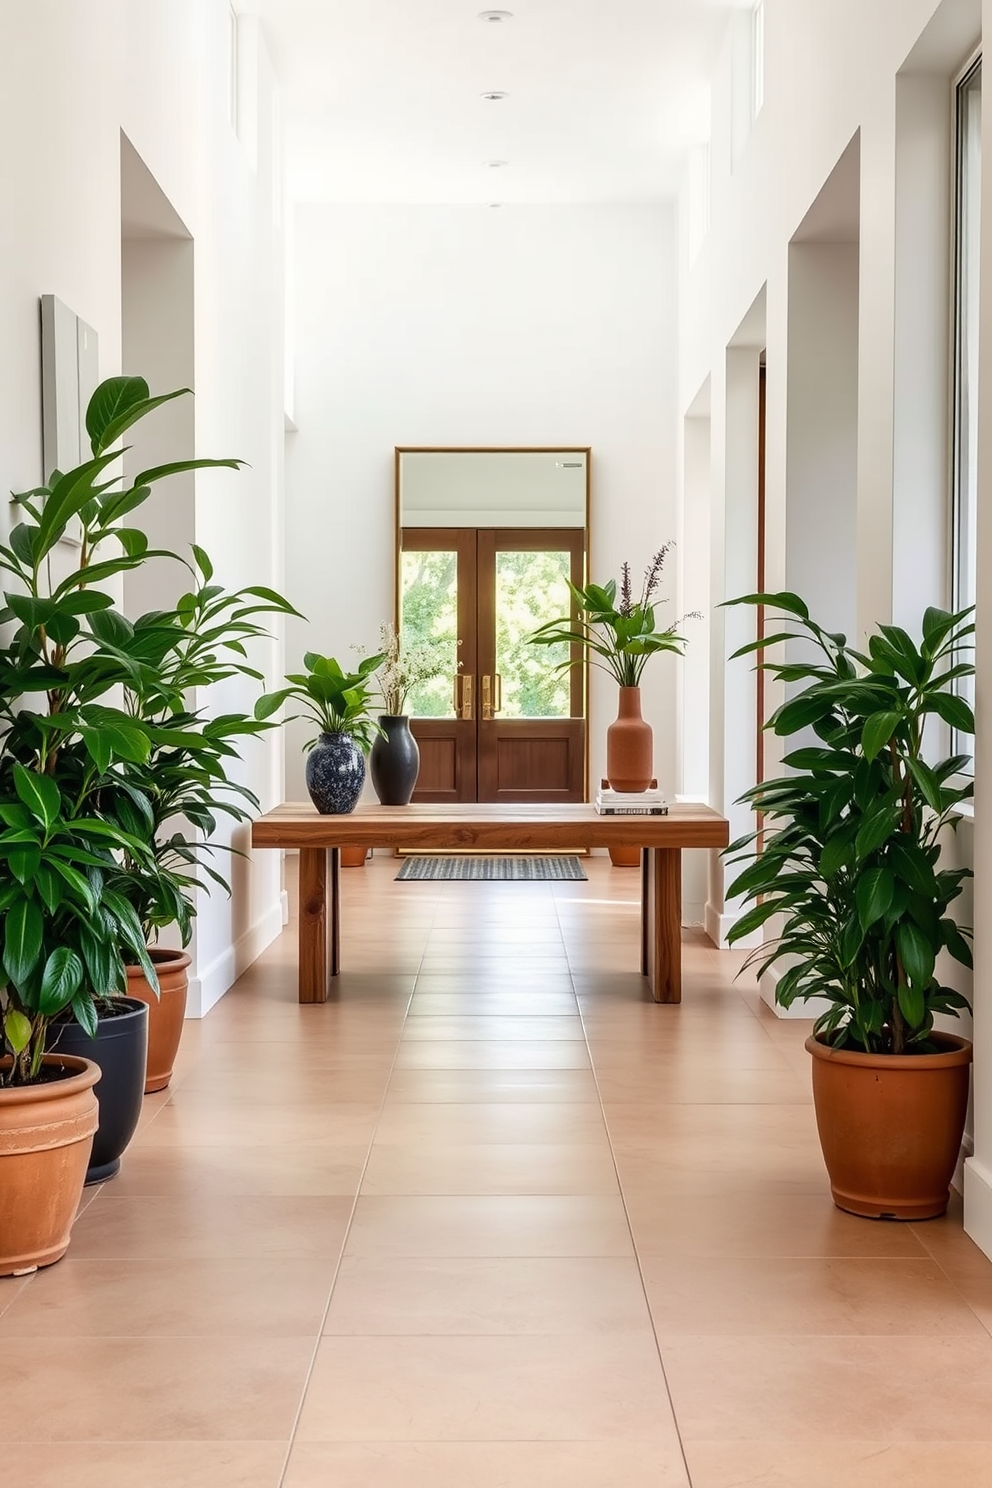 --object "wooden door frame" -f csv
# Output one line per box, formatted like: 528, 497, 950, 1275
394, 447, 591, 800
